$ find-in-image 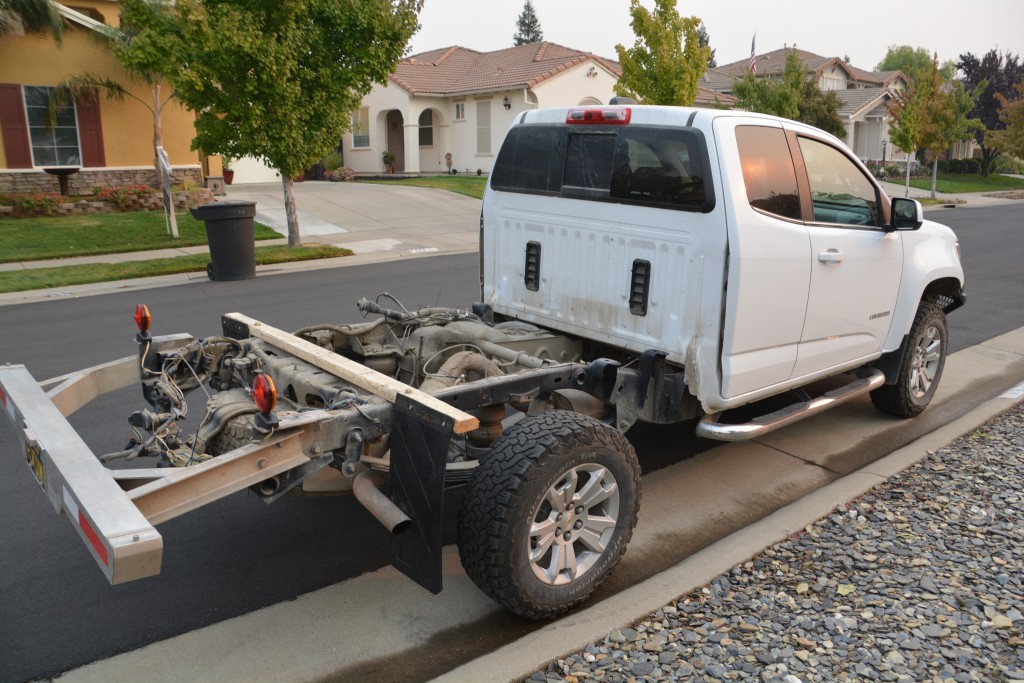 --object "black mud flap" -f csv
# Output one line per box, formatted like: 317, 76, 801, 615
388, 393, 453, 594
